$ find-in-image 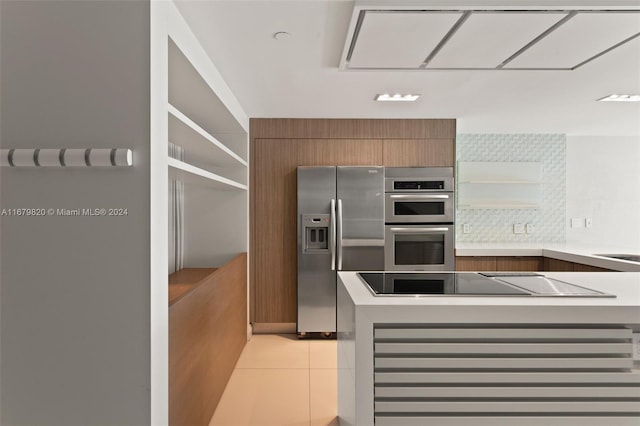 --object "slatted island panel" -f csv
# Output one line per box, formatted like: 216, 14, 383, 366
374, 326, 639, 426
